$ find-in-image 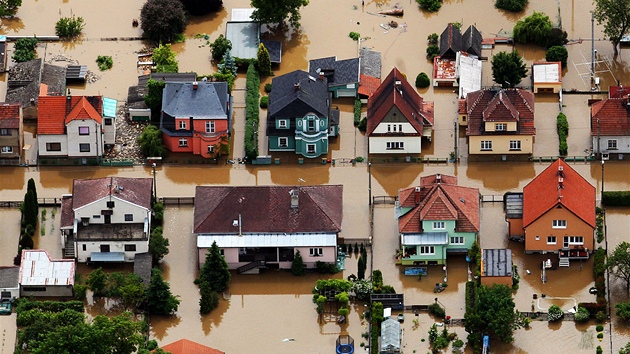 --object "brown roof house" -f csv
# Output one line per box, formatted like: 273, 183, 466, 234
521, 159, 595, 267
460, 88, 536, 157
0, 103, 24, 164
396, 174, 480, 266
158, 339, 224, 354
591, 92, 630, 157
60, 177, 153, 263
367, 67, 434, 156
194, 185, 343, 273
